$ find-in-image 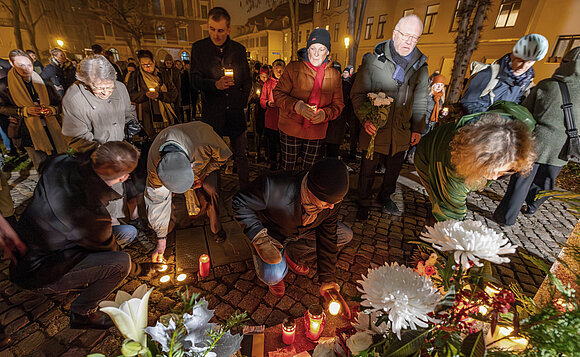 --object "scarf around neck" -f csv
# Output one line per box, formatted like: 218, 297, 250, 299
499, 54, 535, 88
389, 40, 414, 84
300, 173, 324, 226
139, 67, 176, 124
429, 90, 444, 122
302, 60, 328, 129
